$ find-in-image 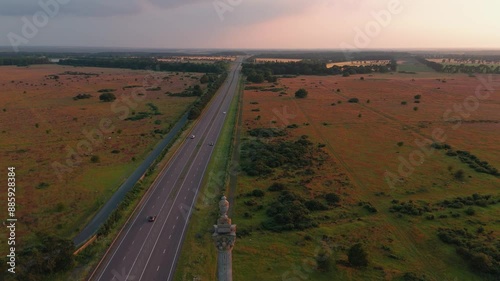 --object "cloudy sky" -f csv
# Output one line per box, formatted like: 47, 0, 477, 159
0, 0, 499, 50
